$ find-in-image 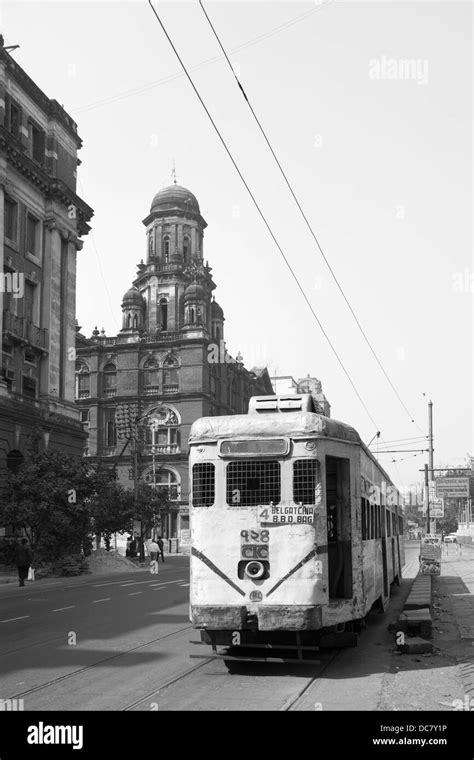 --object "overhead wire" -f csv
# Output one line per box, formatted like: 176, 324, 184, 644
73, 3, 332, 115
147, 0, 380, 430
198, 0, 425, 437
